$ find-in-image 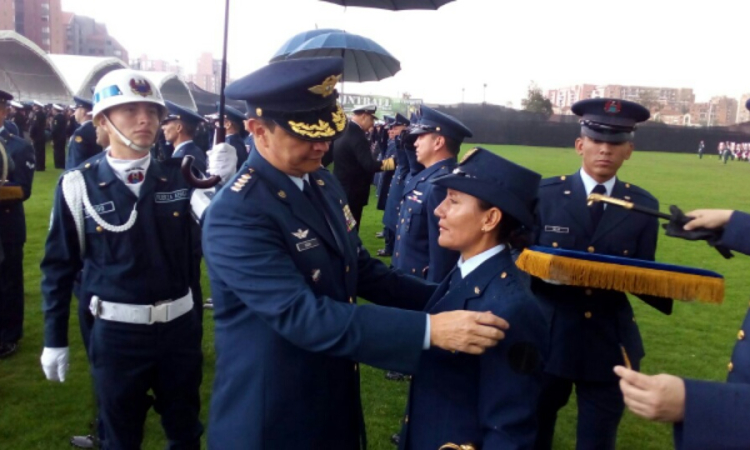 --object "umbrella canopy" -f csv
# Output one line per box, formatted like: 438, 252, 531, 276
286, 31, 400, 83
270, 28, 343, 62
320, 0, 454, 10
